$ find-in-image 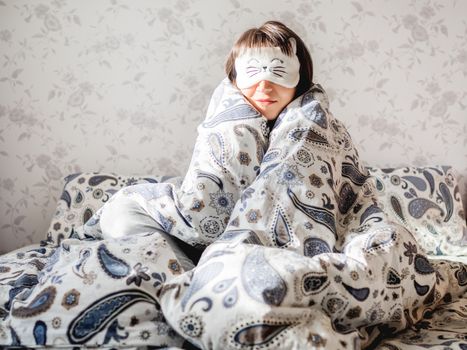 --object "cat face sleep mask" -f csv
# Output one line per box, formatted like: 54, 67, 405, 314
234, 38, 300, 89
